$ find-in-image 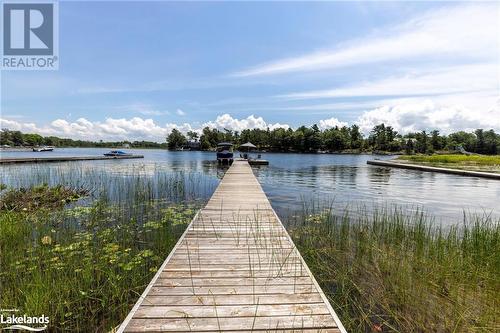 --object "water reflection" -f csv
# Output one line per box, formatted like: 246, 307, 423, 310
368, 166, 391, 184
1, 148, 499, 223
253, 152, 499, 223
